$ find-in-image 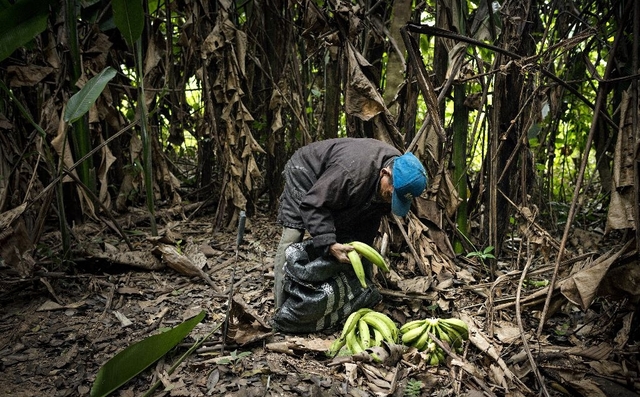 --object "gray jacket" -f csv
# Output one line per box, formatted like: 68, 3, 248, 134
277, 138, 401, 251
